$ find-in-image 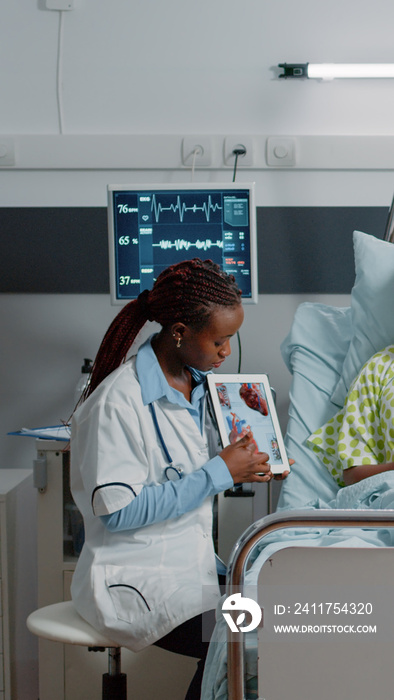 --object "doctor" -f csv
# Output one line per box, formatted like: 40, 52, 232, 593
70, 258, 274, 700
